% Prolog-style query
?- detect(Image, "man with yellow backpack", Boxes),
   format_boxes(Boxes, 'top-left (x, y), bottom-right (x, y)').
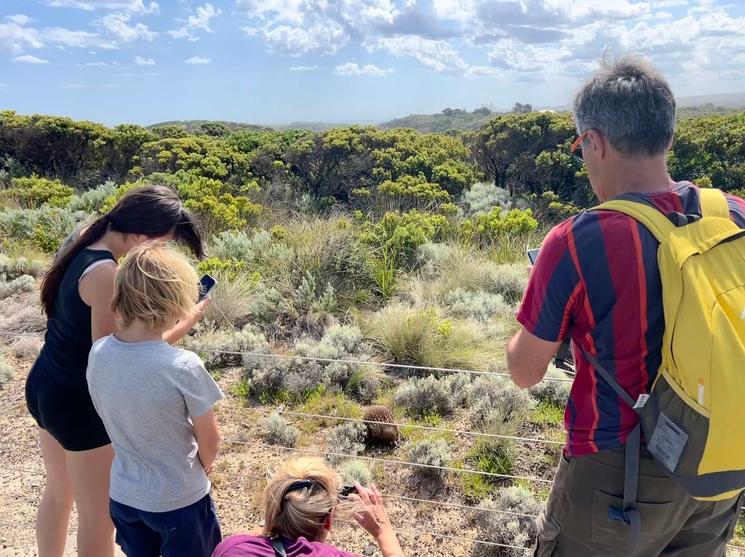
top-left (507, 54), bottom-right (745, 556)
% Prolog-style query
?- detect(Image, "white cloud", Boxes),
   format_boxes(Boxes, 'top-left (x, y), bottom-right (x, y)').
top-left (289, 65), bottom-right (319, 71)
top-left (185, 56), bottom-right (211, 64)
top-left (169, 3), bottom-right (221, 41)
top-left (335, 62), bottom-right (394, 76)
top-left (6, 14), bottom-right (35, 25)
top-left (0, 22), bottom-right (44, 54)
top-left (263, 23), bottom-right (348, 56)
top-left (84, 61), bottom-right (107, 66)
top-left (47, 0), bottom-right (159, 14)
top-left (45, 27), bottom-right (119, 49)
top-left (134, 55), bottom-right (156, 65)
top-left (13, 54), bottom-right (50, 64)
top-left (101, 12), bottom-right (157, 42)
top-left (365, 35), bottom-right (471, 74)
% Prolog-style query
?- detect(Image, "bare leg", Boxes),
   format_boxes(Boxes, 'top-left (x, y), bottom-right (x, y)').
top-left (67, 444), bottom-right (115, 557)
top-left (36, 428), bottom-right (74, 557)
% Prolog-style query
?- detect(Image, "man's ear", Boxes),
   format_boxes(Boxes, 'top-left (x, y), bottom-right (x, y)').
top-left (589, 129), bottom-right (606, 159)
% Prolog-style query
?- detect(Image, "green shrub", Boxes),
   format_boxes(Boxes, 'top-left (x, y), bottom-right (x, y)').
top-left (364, 304), bottom-right (498, 370)
top-left (68, 182), bottom-right (117, 212)
top-left (0, 351), bottom-right (14, 388)
top-left (326, 422), bottom-right (367, 461)
top-left (441, 288), bottom-right (511, 322)
top-left (0, 207), bottom-right (86, 252)
top-left (393, 375), bottom-right (455, 419)
top-left (526, 190), bottom-right (581, 223)
top-left (1, 176), bottom-right (74, 208)
top-left (468, 377), bottom-right (536, 435)
top-left (462, 182), bottom-right (512, 217)
top-left (339, 460), bottom-right (373, 487)
top-left (406, 438), bottom-right (451, 478)
top-left (529, 366), bottom-right (571, 407)
top-left (264, 412), bottom-right (300, 447)
top-left (185, 325), bottom-right (269, 370)
top-left (0, 275), bottom-right (35, 300)
top-left (475, 486), bottom-right (543, 556)
top-left (461, 207), bottom-right (538, 246)
top-left (0, 254), bottom-right (47, 279)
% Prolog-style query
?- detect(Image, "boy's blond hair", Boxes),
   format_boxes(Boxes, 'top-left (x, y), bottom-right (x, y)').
top-left (112, 243), bottom-right (197, 329)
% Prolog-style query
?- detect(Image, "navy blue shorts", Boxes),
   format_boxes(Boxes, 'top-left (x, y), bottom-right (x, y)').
top-left (110, 493), bottom-right (222, 557)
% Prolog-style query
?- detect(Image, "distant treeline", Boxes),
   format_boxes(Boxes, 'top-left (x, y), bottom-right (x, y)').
top-left (1, 109), bottom-right (744, 214)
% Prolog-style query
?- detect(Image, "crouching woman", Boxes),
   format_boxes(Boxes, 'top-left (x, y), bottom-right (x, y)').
top-left (212, 457), bottom-right (404, 557)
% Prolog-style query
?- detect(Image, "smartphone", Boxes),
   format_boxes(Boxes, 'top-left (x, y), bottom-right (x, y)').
top-left (198, 274), bottom-right (217, 301)
top-left (527, 248), bottom-right (540, 265)
top-left (339, 485), bottom-right (358, 498)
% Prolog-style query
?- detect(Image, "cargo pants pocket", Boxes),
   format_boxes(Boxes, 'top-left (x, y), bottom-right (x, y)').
top-left (533, 511), bottom-right (561, 556)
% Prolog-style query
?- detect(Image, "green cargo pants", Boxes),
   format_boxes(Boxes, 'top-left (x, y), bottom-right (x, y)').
top-left (534, 449), bottom-right (745, 556)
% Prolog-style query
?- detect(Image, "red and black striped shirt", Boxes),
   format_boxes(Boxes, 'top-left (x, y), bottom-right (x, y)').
top-left (517, 182), bottom-right (745, 457)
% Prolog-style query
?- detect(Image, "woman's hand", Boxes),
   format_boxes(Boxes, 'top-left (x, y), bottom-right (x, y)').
top-left (350, 484), bottom-right (404, 557)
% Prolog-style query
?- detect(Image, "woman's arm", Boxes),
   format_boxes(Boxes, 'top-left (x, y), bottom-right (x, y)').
top-left (193, 409), bottom-right (220, 474)
top-left (351, 485), bottom-right (404, 557)
top-left (163, 298), bottom-right (210, 345)
top-left (79, 263), bottom-right (118, 341)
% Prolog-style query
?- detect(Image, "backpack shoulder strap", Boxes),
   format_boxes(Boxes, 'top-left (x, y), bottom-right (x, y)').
top-left (699, 188), bottom-right (730, 219)
top-left (592, 198), bottom-right (675, 243)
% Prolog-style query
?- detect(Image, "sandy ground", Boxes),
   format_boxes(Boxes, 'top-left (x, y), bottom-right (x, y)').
top-left (0, 358), bottom-right (480, 557)
top-left (2, 355), bottom-right (744, 557)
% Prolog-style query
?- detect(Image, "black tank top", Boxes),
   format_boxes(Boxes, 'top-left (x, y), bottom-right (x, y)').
top-left (34, 248), bottom-right (116, 389)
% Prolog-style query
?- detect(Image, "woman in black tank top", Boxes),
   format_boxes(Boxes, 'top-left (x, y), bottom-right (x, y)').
top-left (25, 185), bottom-right (206, 557)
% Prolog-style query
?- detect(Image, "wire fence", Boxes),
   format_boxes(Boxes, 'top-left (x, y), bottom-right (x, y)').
top-left (196, 348), bottom-right (575, 383)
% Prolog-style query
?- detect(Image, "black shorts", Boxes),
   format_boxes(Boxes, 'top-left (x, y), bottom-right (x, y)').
top-left (25, 363), bottom-right (110, 452)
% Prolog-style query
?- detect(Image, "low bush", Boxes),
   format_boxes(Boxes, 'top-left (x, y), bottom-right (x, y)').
top-left (475, 486), bottom-right (543, 556)
top-left (529, 366), bottom-right (571, 407)
top-left (0, 351), bottom-right (14, 388)
top-left (185, 325), bottom-right (270, 370)
top-left (0, 304), bottom-right (46, 343)
top-left (0, 274), bottom-right (35, 300)
top-left (263, 412), bottom-right (300, 447)
top-left (326, 422), bottom-right (368, 462)
top-left (461, 207), bottom-right (538, 247)
top-left (339, 460), bottom-right (373, 487)
top-left (468, 377), bottom-right (536, 435)
top-left (0, 254), bottom-right (47, 279)
top-left (202, 270), bottom-right (258, 328)
top-left (441, 288), bottom-right (511, 322)
top-left (0, 206), bottom-right (88, 252)
top-left (209, 229), bottom-right (294, 280)
top-left (364, 304), bottom-right (498, 371)
top-left (67, 182), bottom-right (117, 212)
top-left (462, 182), bottom-right (512, 217)
top-left (1, 176), bottom-right (74, 208)
top-left (10, 335), bottom-right (43, 358)
top-left (406, 438), bottom-right (451, 478)
top-left (393, 375), bottom-right (454, 419)
top-left (244, 357), bottom-right (291, 404)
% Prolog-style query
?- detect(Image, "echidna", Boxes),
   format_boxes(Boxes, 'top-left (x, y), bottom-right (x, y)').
top-left (363, 405), bottom-right (399, 445)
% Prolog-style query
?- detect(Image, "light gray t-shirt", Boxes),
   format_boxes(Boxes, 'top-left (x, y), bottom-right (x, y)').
top-left (87, 335), bottom-right (224, 512)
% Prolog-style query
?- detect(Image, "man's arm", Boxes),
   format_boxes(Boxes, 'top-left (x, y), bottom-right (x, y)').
top-left (507, 326), bottom-right (564, 389)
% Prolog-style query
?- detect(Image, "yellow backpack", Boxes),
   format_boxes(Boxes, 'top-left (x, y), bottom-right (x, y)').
top-left (587, 188), bottom-right (745, 538)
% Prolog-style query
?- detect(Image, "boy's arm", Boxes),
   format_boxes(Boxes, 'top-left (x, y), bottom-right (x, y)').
top-left (193, 409), bottom-right (220, 474)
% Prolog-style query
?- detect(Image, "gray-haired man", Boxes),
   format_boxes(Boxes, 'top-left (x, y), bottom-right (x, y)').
top-left (507, 55), bottom-right (745, 555)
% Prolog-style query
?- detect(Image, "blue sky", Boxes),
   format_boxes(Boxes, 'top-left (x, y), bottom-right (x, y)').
top-left (1, 0), bottom-right (744, 126)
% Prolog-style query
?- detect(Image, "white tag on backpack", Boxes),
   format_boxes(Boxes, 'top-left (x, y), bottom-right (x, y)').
top-left (633, 394), bottom-right (650, 409)
top-left (648, 413), bottom-right (688, 472)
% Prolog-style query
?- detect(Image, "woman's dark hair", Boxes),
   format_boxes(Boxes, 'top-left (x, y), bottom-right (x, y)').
top-left (41, 185), bottom-right (205, 317)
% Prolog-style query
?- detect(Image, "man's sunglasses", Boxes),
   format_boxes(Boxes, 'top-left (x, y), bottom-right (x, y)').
top-left (570, 130), bottom-right (591, 164)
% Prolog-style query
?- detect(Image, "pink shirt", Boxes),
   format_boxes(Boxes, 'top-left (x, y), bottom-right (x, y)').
top-left (212, 534), bottom-right (359, 557)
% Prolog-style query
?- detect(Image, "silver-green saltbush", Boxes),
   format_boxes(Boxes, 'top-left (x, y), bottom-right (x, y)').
top-left (393, 375), bottom-right (454, 419)
top-left (264, 412), bottom-right (300, 447)
top-left (442, 288), bottom-right (511, 322)
top-left (68, 182), bottom-right (116, 212)
top-left (339, 460), bottom-right (373, 487)
top-left (475, 486), bottom-right (543, 556)
top-left (468, 376), bottom-right (536, 432)
top-left (326, 422), bottom-right (367, 461)
top-left (406, 438), bottom-right (451, 478)
top-left (0, 255), bottom-right (47, 279)
top-left (0, 275), bottom-right (35, 300)
top-left (529, 366), bottom-right (571, 407)
top-left (0, 351), bottom-right (14, 388)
